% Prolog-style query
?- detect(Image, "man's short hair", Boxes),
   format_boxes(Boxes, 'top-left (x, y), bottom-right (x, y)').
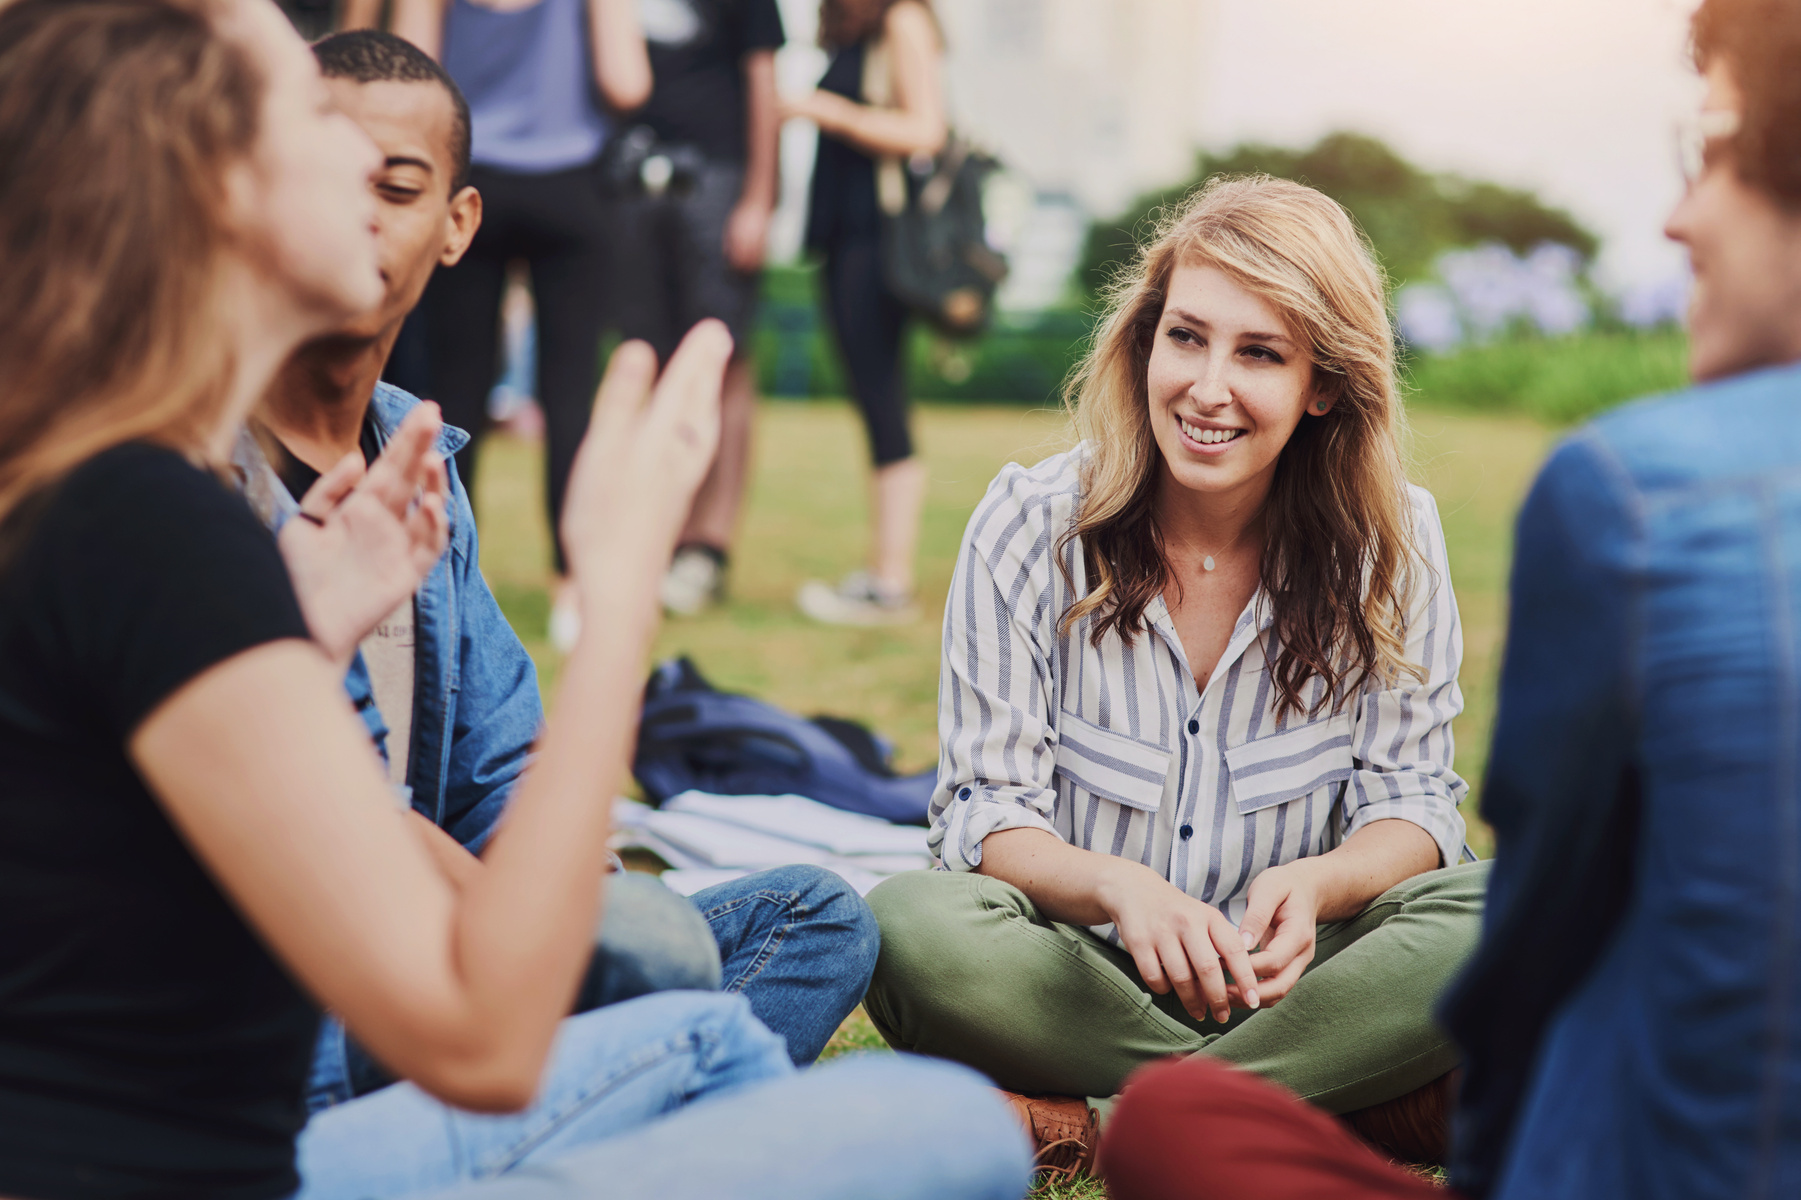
top-left (312, 29), bottom-right (472, 193)
top-left (1693, 0), bottom-right (1801, 207)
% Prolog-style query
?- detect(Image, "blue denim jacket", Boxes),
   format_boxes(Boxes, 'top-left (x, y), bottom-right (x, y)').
top-left (1443, 361), bottom-right (1801, 1199)
top-left (236, 383), bottom-right (541, 853)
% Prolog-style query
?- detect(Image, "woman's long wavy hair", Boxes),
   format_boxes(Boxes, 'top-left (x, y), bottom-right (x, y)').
top-left (0, 0), bottom-right (260, 543)
top-left (1059, 175), bottom-right (1423, 720)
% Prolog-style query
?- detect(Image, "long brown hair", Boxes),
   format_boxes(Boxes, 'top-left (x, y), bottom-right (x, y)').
top-left (818, 0), bottom-right (932, 49)
top-left (1060, 175), bottom-right (1424, 720)
top-left (0, 0), bottom-right (261, 537)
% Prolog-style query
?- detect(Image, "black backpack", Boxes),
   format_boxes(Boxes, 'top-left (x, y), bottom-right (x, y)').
top-left (880, 139), bottom-right (1009, 337)
top-left (632, 658), bottom-right (935, 826)
top-left (859, 38), bottom-right (1008, 338)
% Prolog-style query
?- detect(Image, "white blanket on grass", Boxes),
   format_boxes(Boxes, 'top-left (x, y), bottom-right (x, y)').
top-left (610, 791), bottom-right (935, 896)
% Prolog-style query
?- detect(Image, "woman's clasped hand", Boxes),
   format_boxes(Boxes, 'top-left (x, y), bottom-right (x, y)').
top-left (1092, 856), bottom-right (1264, 1025)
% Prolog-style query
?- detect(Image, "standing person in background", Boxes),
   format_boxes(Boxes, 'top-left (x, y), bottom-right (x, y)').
top-left (601, 0), bottom-right (785, 619)
top-left (380, 0), bottom-right (649, 650)
top-left (784, 0), bottom-right (943, 626)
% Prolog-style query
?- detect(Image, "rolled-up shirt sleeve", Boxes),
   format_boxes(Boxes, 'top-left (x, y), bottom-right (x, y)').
top-left (1340, 486), bottom-right (1470, 868)
top-left (928, 466), bottom-right (1065, 871)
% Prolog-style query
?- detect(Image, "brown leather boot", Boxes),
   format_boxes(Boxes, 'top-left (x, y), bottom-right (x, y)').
top-left (1342, 1068), bottom-right (1460, 1165)
top-left (997, 1090), bottom-right (1100, 1181)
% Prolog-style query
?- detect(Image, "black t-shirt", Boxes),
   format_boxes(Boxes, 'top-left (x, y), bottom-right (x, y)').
top-left (261, 415), bottom-right (382, 501)
top-left (0, 444), bottom-right (319, 1200)
top-left (635, 0), bottom-right (785, 163)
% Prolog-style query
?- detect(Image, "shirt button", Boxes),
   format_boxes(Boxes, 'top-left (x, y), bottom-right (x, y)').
top-left (1180, 824), bottom-right (1194, 840)
top-left (958, 787), bottom-right (972, 800)
top-left (1187, 718), bottom-right (1200, 735)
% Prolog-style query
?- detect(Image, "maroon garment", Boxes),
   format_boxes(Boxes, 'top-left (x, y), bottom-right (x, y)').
top-left (1098, 1057), bottom-right (1452, 1200)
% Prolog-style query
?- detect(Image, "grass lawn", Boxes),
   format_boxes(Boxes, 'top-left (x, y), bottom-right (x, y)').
top-left (472, 397), bottom-right (1556, 1196)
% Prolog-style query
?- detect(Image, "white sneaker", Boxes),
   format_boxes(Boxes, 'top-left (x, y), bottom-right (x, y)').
top-left (796, 571), bottom-right (919, 626)
top-left (661, 546), bottom-right (726, 616)
top-left (549, 590), bottom-right (582, 653)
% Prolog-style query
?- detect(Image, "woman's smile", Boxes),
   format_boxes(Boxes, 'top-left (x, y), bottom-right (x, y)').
top-left (1176, 416), bottom-right (1247, 453)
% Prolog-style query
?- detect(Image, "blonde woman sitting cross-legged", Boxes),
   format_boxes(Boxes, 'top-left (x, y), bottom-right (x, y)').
top-left (865, 175), bottom-right (1489, 1174)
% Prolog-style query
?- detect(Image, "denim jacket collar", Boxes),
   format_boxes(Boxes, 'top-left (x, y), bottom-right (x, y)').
top-left (230, 381), bottom-right (470, 532)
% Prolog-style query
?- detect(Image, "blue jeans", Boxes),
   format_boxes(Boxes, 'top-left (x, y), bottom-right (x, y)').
top-left (295, 991), bottom-right (1030, 1200)
top-left (307, 866), bottom-right (878, 1110)
top-left (690, 863), bottom-right (879, 1065)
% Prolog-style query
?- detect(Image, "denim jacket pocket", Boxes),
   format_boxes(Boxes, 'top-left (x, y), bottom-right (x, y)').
top-left (1224, 716), bottom-right (1355, 816)
top-left (1054, 710), bottom-right (1171, 813)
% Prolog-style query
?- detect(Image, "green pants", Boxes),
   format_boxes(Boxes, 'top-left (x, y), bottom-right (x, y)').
top-left (864, 860), bottom-right (1489, 1112)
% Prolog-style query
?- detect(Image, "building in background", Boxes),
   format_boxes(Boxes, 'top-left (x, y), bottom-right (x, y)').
top-left (939, 0), bottom-right (1207, 223)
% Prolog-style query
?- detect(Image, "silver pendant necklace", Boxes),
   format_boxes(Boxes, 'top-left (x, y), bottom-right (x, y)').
top-left (1195, 523), bottom-right (1250, 573)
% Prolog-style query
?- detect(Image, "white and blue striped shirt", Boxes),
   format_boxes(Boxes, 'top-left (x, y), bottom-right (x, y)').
top-left (929, 449), bottom-right (1469, 929)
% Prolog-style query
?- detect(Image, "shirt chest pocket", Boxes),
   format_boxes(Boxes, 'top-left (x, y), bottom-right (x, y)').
top-left (1223, 715), bottom-right (1356, 816)
top-left (1053, 710), bottom-right (1172, 813)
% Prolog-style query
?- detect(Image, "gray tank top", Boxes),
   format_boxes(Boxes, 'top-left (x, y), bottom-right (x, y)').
top-left (441, 0), bottom-right (610, 173)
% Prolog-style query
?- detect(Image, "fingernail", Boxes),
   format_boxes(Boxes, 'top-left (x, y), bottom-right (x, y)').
top-left (1242, 930), bottom-right (1255, 950)
top-left (1246, 989), bottom-right (1260, 1009)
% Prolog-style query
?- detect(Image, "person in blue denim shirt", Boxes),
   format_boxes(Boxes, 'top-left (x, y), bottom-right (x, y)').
top-left (1439, 3), bottom-right (1801, 1193)
top-left (244, 30), bottom-right (881, 1117)
top-left (1091, 2), bottom-right (1801, 1197)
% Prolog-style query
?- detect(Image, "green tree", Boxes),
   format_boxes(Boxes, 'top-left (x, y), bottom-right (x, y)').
top-left (1080, 131), bottom-right (1598, 294)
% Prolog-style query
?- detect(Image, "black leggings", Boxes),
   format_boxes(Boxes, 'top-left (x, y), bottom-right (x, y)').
top-left (424, 162), bottom-right (609, 573)
top-left (821, 239), bottom-right (913, 466)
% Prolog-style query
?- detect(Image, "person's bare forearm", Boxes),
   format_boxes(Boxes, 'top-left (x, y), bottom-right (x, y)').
top-left (1282, 818), bottom-right (1440, 922)
top-left (588, 0), bottom-right (651, 111)
top-left (453, 574), bottom-right (657, 1070)
top-left (740, 51), bottom-right (780, 212)
top-left (408, 811), bottom-right (483, 892)
top-left (805, 90), bottom-right (945, 160)
top-left (976, 826), bottom-right (1154, 925)
top-left (390, 0), bottom-right (445, 57)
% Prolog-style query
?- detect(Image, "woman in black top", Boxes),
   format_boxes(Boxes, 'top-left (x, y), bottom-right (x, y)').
top-left (0, 0), bottom-right (709, 1195)
top-left (0, 6), bottom-right (1034, 1200)
top-left (784, 0), bottom-right (945, 626)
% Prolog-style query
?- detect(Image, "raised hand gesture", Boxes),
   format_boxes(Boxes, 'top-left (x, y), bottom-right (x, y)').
top-left (557, 321), bottom-right (732, 631)
top-left (277, 403), bottom-right (450, 667)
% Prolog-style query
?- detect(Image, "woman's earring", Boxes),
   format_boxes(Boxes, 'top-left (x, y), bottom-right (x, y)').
top-left (1314, 400), bottom-right (1329, 414)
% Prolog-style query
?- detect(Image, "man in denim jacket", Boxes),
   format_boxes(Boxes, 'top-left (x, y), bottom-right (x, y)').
top-left (242, 30), bottom-right (877, 1113)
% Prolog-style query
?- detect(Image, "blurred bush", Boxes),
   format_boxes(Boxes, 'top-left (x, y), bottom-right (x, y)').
top-left (1396, 242), bottom-right (1600, 351)
top-left (752, 262), bottom-right (1688, 421)
top-left (1080, 132), bottom-right (1599, 293)
top-left (1404, 328), bottom-right (1688, 424)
